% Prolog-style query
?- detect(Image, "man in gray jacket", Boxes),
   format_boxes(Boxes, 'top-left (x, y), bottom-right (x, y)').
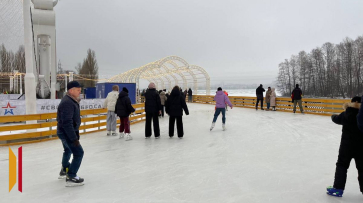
top-left (104, 85), bottom-right (119, 136)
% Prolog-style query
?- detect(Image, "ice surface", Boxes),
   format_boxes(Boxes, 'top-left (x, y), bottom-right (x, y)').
top-left (1, 103), bottom-right (362, 203)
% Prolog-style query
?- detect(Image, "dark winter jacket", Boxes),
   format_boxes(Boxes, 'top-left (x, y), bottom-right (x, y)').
top-left (144, 88), bottom-right (162, 113)
top-left (57, 95), bottom-right (81, 142)
top-left (166, 89), bottom-right (189, 117)
top-left (292, 88), bottom-right (303, 100)
top-left (358, 96), bottom-right (363, 132)
top-left (256, 86), bottom-right (265, 99)
top-left (115, 91), bottom-right (135, 118)
top-left (188, 89), bottom-right (193, 96)
top-left (332, 102), bottom-right (363, 142)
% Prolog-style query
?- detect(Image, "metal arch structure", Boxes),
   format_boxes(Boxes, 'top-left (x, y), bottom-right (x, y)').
top-left (108, 56), bottom-right (211, 96)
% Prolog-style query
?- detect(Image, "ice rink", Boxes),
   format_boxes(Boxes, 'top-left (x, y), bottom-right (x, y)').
top-left (1, 103), bottom-right (362, 203)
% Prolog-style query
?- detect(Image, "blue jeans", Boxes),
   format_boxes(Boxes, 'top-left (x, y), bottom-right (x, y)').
top-left (213, 108), bottom-right (226, 124)
top-left (267, 103), bottom-right (270, 109)
top-left (58, 131), bottom-right (84, 178)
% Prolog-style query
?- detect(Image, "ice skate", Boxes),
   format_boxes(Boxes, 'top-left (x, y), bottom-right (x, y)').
top-left (125, 134), bottom-right (132, 141)
top-left (326, 186), bottom-right (343, 197)
top-left (111, 131), bottom-right (117, 136)
top-left (155, 136), bottom-right (160, 139)
top-left (106, 131), bottom-right (111, 136)
top-left (222, 124), bottom-right (226, 131)
top-left (119, 132), bottom-right (124, 139)
top-left (58, 166), bottom-right (68, 179)
top-left (66, 176), bottom-right (84, 187)
top-left (210, 122), bottom-right (215, 131)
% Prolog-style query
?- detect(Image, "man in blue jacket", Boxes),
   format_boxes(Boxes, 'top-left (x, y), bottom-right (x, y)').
top-left (57, 81), bottom-right (84, 187)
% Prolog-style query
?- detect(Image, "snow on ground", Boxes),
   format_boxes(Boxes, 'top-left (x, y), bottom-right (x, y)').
top-left (0, 103), bottom-right (362, 203)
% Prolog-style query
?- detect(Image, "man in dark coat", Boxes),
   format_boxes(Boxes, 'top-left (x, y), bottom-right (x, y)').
top-left (115, 87), bottom-right (135, 141)
top-left (292, 84), bottom-right (304, 113)
top-left (166, 86), bottom-right (189, 138)
top-left (327, 96), bottom-right (363, 197)
top-left (144, 83), bottom-right (162, 138)
top-left (255, 84), bottom-right (265, 110)
top-left (188, 88), bottom-right (193, 103)
top-left (56, 81), bottom-right (84, 186)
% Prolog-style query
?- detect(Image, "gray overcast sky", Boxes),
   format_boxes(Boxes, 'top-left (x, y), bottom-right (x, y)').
top-left (54, 0), bottom-right (363, 85)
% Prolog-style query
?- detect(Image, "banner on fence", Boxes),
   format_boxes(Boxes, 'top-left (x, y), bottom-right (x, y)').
top-left (0, 99), bottom-right (106, 116)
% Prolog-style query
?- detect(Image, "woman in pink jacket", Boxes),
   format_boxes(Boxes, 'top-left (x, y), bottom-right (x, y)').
top-left (210, 87), bottom-right (233, 131)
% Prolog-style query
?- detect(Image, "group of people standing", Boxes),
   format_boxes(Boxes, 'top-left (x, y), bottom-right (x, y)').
top-left (255, 84), bottom-right (277, 111)
top-left (103, 85), bottom-right (135, 141)
top-left (255, 84), bottom-right (304, 113)
top-left (143, 83), bottom-right (189, 139)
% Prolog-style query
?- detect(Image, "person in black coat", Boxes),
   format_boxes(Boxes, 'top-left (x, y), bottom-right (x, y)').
top-left (165, 86), bottom-right (189, 138)
top-left (327, 96), bottom-right (363, 197)
top-left (255, 84), bottom-right (265, 110)
top-left (115, 87), bottom-right (135, 140)
top-left (292, 84), bottom-right (304, 113)
top-left (144, 83), bottom-right (162, 138)
top-left (188, 88), bottom-right (193, 103)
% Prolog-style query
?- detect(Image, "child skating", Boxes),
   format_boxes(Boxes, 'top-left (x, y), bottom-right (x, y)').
top-left (327, 96), bottom-right (363, 197)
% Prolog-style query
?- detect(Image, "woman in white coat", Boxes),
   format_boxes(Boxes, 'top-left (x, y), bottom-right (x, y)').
top-left (270, 88), bottom-right (277, 111)
top-left (103, 85), bottom-right (119, 135)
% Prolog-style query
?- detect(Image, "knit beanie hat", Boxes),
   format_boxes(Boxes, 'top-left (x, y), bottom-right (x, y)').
top-left (351, 96), bottom-right (361, 103)
top-left (122, 87), bottom-right (129, 93)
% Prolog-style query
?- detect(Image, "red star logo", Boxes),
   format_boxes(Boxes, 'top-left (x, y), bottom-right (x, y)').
top-left (2, 102), bottom-right (16, 109)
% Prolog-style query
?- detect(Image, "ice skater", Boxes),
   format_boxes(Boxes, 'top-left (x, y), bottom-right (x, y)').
top-left (292, 84), bottom-right (304, 113)
top-left (165, 86), bottom-right (189, 138)
top-left (115, 87), bottom-right (135, 141)
top-left (144, 83), bottom-right (162, 138)
top-left (56, 81), bottom-right (84, 187)
top-left (327, 96), bottom-right (363, 197)
top-left (255, 84), bottom-right (265, 110)
top-left (210, 87), bottom-right (233, 131)
top-left (159, 89), bottom-right (167, 117)
top-left (265, 87), bottom-right (272, 111)
top-left (270, 88), bottom-right (277, 111)
top-left (103, 85), bottom-right (119, 136)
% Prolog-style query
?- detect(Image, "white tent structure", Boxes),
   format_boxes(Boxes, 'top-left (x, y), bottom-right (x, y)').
top-left (108, 56), bottom-right (211, 95)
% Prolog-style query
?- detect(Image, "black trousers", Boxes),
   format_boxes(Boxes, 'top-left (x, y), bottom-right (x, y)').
top-left (256, 98), bottom-right (264, 109)
top-left (161, 105), bottom-right (165, 117)
top-left (333, 140), bottom-right (363, 192)
top-left (169, 116), bottom-right (184, 137)
top-left (145, 112), bottom-right (160, 137)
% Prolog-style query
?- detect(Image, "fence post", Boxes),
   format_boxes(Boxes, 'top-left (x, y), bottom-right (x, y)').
top-left (49, 118), bottom-right (52, 138)
top-left (98, 112), bottom-right (101, 130)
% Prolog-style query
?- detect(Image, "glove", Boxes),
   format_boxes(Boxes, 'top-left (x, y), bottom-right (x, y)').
top-left (73, 140), bottom-right (80, 147)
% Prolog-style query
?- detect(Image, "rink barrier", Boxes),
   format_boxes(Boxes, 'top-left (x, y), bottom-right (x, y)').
top-left (192, 95), bottom-right (349, 116)
top-left (0, 103), bottom-right (145, 146)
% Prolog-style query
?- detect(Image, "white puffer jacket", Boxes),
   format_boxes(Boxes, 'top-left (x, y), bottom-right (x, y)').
top-left (104, 91), bottom-right (119, 111)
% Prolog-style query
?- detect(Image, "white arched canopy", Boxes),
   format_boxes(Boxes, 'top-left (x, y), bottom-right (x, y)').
top-left (108, 56), bottom-right (211, 96)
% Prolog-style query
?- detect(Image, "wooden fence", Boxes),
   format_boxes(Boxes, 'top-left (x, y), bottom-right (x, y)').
top-left (0, 103), bottom-right (145, 146)
top-left (192, 95), bottom-right (349, 116)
